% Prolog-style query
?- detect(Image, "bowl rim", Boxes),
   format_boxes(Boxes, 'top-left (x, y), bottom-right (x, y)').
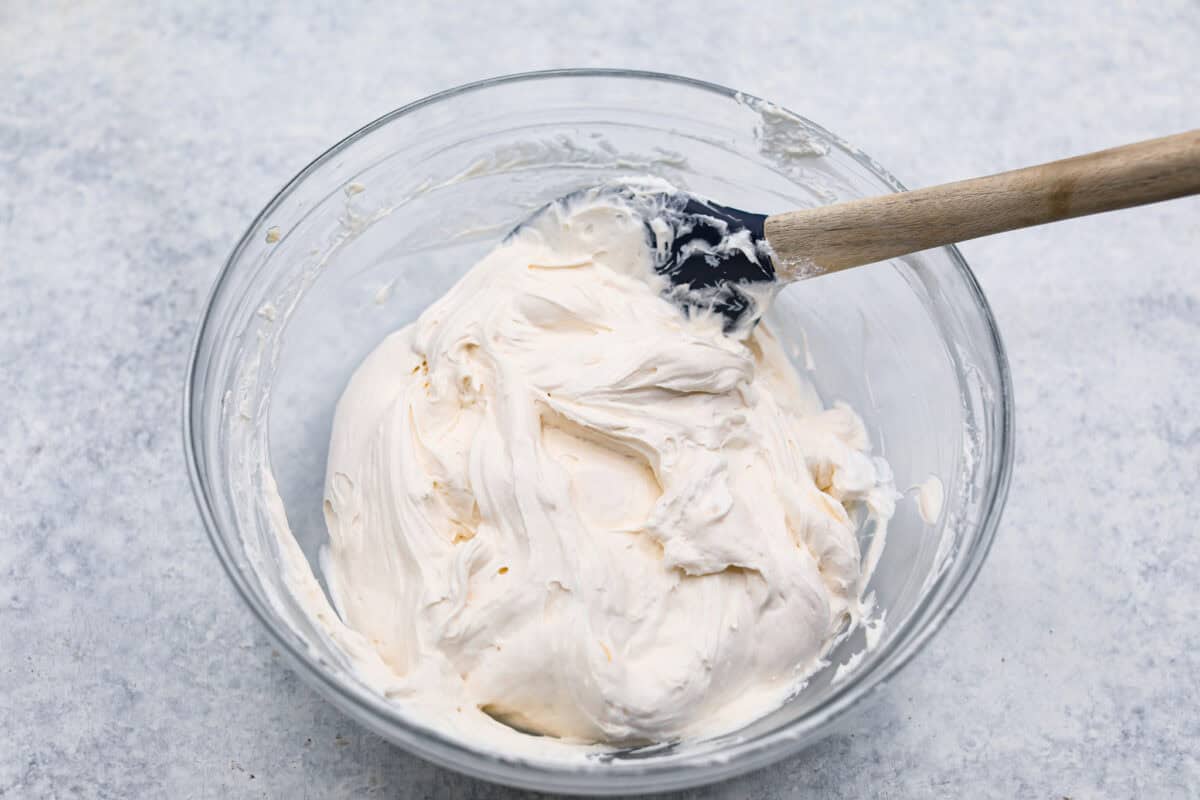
top-left (183, 67), bottom-right (1015, 795)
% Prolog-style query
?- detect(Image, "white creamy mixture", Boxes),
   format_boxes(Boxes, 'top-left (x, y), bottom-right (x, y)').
top-left (316, 181), bottom-right (895, 751)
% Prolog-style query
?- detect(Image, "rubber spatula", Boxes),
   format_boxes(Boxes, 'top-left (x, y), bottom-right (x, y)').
top-left (602, 130), bottom-right (1200, 328)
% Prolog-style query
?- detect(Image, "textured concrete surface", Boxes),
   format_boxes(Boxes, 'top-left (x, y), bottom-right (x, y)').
top-left (2, 1), bottom-right (1198, 797)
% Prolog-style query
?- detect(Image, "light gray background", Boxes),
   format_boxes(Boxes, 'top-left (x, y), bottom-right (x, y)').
top-left (3, 1), bottom-right (1198, 797)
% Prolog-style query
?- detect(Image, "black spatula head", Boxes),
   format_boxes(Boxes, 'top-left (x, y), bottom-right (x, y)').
top-left (643, 191), bottom-right (775, 330)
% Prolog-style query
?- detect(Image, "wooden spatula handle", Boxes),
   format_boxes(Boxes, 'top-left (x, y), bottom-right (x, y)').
top-left (764, 130), bottom-right (1200, 274)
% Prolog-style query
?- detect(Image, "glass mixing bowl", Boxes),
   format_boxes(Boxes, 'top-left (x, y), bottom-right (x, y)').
top-left (185, 69), bottom-right (1013, 795)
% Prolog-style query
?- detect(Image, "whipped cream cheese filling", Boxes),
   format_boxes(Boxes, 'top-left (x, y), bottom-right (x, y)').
top-left (316, 179), bottom-right (895, 750)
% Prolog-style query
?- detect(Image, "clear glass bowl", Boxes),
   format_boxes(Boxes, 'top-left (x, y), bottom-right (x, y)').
top-left (185, 69), bottom-right (1013, 795)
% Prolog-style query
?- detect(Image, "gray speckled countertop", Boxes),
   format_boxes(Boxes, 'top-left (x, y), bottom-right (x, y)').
top-left (3, 2), bottom-right (1198, 797)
